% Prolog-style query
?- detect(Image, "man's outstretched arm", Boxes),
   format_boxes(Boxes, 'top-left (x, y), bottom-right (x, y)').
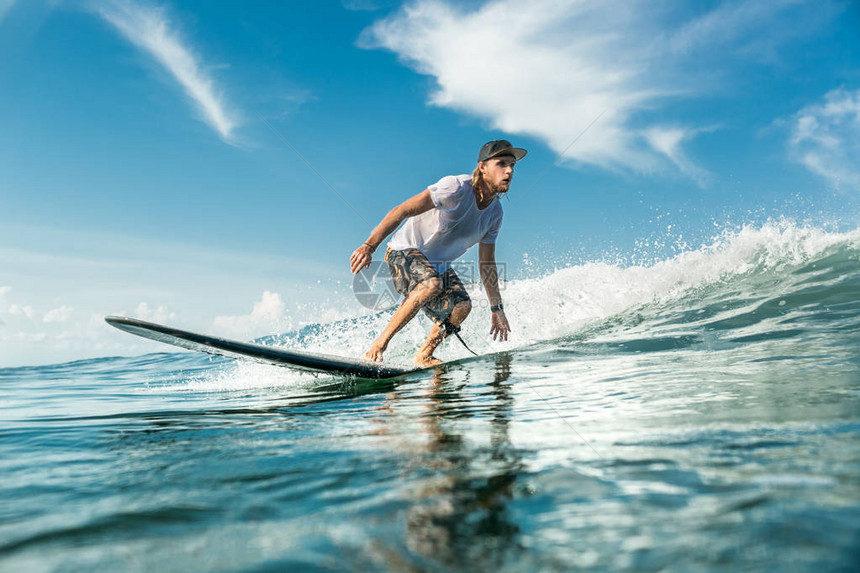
top-left (479, 242), bottom-right (510, 341)
top-left (350, 189), bottom-right (435, 274)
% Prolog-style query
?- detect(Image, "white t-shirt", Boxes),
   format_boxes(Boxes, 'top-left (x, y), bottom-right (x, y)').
top-left (388, 174), bottom-right (503, 272)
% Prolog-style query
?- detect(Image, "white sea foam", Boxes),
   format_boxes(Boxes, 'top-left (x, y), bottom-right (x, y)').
top-left (157, 357), bottom-right (323, 393)
top-left (438, 221), bottom-right (857, 355)
top-left (294, 222), bottom-right (860, 364)
top-left (177, 221), bottom-right (859, 390)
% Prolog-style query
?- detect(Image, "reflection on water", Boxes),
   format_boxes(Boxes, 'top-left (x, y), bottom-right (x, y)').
top-left (393, 354), bottom-right (523, 568)
top-left (2, 336), bottom-right (858, 573)
top-left (3, 224), bottom-right (860, 570)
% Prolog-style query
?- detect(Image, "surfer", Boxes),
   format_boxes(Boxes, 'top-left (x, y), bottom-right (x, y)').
top-left (350, 140), bottom-right (526, 367)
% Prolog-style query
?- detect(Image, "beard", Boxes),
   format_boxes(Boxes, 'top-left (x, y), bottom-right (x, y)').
top-left (490, 180), bottom-right (510, 194)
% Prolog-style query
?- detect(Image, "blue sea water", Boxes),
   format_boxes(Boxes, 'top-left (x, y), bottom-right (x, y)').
top-left (1, 223), bottom-right (859, 571)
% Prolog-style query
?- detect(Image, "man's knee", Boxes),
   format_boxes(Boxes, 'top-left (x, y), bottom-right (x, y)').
top-left (449, 300), bottom-right (472, 324)
top-left (416, 277), bottom-right (442, 298)
top-left (455, 299), bottom-right (472, 315)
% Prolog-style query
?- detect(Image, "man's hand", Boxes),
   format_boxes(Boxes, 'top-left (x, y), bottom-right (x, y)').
top-left (490, 309), bottom-right (510, 341)
top-left (350, 244), bottom-right (374, 274)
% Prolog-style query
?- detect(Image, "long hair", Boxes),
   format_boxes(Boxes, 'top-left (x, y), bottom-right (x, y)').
top-left (472, 163), bottom-right (509, 200)
top-left (471, 165), bottom-right (484, 194)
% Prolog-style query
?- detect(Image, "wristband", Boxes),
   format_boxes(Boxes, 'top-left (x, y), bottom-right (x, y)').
top-left (490, 303), bottom-right (504, 312)
top-left (363, 242), bottom-right (376, 251)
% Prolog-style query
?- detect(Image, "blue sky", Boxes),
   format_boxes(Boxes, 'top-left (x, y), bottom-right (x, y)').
top-left (1, 0), bottom-right (859, 366)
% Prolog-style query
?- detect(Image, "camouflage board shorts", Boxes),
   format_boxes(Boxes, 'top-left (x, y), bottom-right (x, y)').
top-left (385, 248), bottom-right (470, 325)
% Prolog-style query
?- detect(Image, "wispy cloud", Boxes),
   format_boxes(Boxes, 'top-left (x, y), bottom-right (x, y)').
top-left (666, 0), bottom-right (817, 56)
top-left (97, 0), bottom-right (239, 142)
top-left (789, 87), bottom-right (860, 192)
top-left (644, 127), bottom-right (713, 187)
top-left (0, 0), bottom-right (17, 24)
top-left (362, 0), bottom-right (837, 183)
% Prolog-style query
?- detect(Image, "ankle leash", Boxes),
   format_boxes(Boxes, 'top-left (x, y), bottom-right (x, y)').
top-left (442, 320), bottom-right (479, 357)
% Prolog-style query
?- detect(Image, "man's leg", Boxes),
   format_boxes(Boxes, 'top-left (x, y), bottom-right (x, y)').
top-left (413, 300), bottom-right (472, 367)
top-left (364, 277), bottom-right (442, 362)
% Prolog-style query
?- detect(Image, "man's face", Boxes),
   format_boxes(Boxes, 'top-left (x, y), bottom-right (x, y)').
top-left (481, 155), bottom-right (516, 193)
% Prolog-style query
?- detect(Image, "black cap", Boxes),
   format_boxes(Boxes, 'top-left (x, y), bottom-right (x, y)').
top-left (478, 140), bottom-right (527, 163)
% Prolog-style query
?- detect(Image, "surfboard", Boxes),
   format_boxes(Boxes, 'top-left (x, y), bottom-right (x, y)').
top-left (105, 316), bottom-right (413, 379)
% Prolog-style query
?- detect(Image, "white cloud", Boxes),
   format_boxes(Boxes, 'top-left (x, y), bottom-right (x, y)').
top-left (43, 305), bottom-right (74, 324)
top-left (134, 302), bottom-right (175, 323)
top-left (0, 287), bottom-right (34, 323)
top-left (362, 0), bottom-right (835, 183)
top-left (0, 223), bottom-right (345, 366)
top-left (9, 304), bottom-right (34, 318)
top-left (97, 0), bottom-right (239, 142)
top-left (213, 290), bottom-right (286, 338)
top-left (789, 87), bottom-right (860, 192)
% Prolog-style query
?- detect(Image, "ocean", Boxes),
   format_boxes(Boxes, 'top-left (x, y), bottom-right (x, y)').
top-left (1, 222), bottom-right (858, 571)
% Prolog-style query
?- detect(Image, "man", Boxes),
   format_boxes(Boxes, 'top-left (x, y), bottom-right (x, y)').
top-left (350, 140), bottom-right (527, 367)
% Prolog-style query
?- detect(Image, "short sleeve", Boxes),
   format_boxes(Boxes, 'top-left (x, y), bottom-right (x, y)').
top-left (480, 208), bottom-right (503, 244)
top-left (428, 175), bottom-right (467, 210)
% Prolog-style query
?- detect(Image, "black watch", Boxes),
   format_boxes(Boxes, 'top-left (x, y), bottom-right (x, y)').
top-left (490, 303), bottom-right (504, 312)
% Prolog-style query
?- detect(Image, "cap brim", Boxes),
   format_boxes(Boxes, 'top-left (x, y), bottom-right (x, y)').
top-left (487, 147), bottom-right (527, 162)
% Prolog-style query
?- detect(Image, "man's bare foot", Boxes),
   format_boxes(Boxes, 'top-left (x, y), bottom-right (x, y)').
top-left (413, 354), bottom-right (443, 368)
top-left (364, 340), bottom-right (386, 362)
